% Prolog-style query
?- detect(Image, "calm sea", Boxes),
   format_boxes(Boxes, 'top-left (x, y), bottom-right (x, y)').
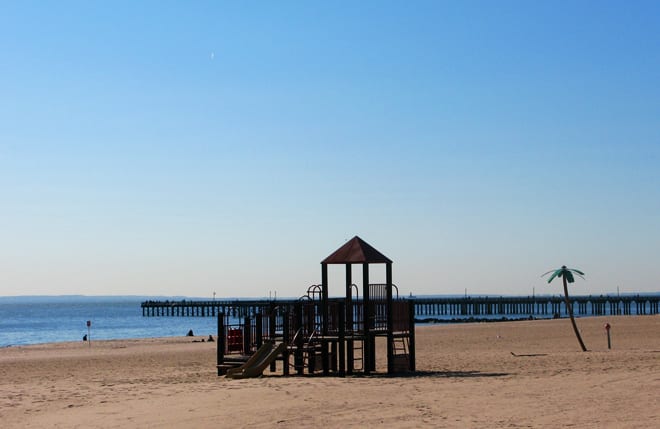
top-left (0, 296), bottom-right (225, 347)
top-left (2, 294), bottom-right (657, 347)
top-left (0, 294), bottom-right (509, 347)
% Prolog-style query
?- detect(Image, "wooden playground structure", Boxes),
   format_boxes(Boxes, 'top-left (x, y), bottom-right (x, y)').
top-left (216, 236), bottom-right (416, 377)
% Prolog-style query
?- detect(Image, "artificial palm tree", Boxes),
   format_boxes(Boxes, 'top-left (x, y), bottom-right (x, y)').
top-left (542, 265), bottom-right (588, 351)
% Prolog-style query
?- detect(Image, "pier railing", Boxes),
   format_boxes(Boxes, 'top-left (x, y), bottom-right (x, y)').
top-left (141, 294), bottom-right (660, 319)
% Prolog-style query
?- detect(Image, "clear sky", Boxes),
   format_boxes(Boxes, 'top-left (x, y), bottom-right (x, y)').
top-left (1, 1), bottom-right (659, 298)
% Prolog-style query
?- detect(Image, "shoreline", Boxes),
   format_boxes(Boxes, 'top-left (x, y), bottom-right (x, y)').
top-left (3, 312), bottom-right (654, 348)
top-left (0, 335), bottom-right (208, 349)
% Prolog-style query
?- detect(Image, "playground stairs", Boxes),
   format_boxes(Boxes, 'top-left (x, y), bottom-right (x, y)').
top-left (217, 355), bottom-right (250, 376)
top-left (287, 328), bottom-right (324, 374)
top-left (289, 342), bottom-right (324, 374)
top-left (391, 336), bottom-right (411, 372)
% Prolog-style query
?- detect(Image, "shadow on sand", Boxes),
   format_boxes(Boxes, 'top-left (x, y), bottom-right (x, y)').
top-left (264, 370), bottom-right (510, 379)
top-left (283, 370), bottom-right (512, 379)
top-left (373, 370), bottom-right (510, 379)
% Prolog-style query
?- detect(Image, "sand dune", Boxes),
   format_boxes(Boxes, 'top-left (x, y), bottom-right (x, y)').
top-left (2, 315), bottom-right (658, 428)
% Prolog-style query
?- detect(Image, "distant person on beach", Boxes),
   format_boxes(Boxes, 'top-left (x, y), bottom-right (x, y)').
top-left (207, 335), bottom-right (214, 342)
top-left (187, 329), bottom-right (194, 337)
top-left (83, 334), bottom-right (87, 341)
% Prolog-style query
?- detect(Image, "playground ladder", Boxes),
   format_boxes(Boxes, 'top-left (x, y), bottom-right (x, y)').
top-left (390, 336), bottom-right (411, 372)
top-left (391, 336), bottom-right (409, 357)
top-left (352, 339), bottom-right (364, 371)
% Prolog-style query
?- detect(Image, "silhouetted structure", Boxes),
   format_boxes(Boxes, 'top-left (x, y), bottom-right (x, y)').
top-left (142, 295), bottom-right (660, 319)
top-left (214, 236), bottom-right (416, 376)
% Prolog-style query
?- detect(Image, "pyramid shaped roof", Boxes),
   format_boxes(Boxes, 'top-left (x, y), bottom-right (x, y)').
top-left (321, 236), bottom-right (392, 264)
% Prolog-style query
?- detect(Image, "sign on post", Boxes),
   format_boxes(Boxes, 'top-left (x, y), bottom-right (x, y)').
top-left (604, 323), bottom-right (611, 349)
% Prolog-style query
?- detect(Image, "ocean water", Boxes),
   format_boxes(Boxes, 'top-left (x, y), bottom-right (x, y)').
top-left (0, 296), bottom-right (224, 347)
top-left (0, 294), bottom-right (514, 347)
top-left (2, 294), bottom-right (658, 347)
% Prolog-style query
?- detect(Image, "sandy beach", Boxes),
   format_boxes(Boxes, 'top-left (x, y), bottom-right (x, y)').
top-left (1, 315), bottom-right (658, 428)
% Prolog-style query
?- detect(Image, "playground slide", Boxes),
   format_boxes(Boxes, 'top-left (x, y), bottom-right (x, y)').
top-left (225, 341), bottom-right (286, 379)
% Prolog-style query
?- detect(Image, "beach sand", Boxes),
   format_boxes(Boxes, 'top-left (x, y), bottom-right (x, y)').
top-left (2, 315), bottom-right (659, 428)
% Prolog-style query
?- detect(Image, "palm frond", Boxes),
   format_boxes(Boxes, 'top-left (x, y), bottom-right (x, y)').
top-left (564, 271), bottom-right (575, 283)
top-left (543, 266), bottom-right (586, 284)
top-left (570, 268), bottom-right (586, 280)
top-left (545, 269), bottom-right (561, 284)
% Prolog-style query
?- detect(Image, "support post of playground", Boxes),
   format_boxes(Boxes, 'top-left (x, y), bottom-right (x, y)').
top-left (408, 302), bottom-right (416, 372)
top-left (243, 316), bottom-right (251, 355)
top-left (321, 263), bottom-right (330, 375)
top-left (345, 263), bottom-right (354, 374)
top-left (386, 262), bottom-right (394, 374)
top-left (269, 303), bottom-right (277, 372)
top-left (217, 313), bottom-right (225, 376)
top-left (338, 301), bottom-right (346, 377)
top-left (363, 262), bottom-right (372, 374)
top-left (255, 313), bottom-right (263, 350)
top-left (294, 301), bottom-right (304, 375)
top-left (282, 310), bottom-right (290, 376)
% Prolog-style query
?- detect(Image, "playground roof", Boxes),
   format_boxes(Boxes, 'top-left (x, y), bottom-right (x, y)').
top-left (321, 236), bottom-right (392, 264)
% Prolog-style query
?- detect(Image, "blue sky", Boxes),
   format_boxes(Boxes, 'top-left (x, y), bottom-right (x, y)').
top-left (1, 1), bottom-right (659, 298)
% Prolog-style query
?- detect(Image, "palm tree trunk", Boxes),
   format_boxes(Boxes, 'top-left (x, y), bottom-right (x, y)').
top-left (563, 277), bottom-right (587, 351)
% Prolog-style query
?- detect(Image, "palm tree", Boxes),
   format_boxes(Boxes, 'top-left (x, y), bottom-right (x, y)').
top-left (542, 265), bottom-right (588, 351)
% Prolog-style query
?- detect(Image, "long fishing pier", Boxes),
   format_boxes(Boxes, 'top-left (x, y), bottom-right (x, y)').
top-left (141, 294), bottom-right (660, 319)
